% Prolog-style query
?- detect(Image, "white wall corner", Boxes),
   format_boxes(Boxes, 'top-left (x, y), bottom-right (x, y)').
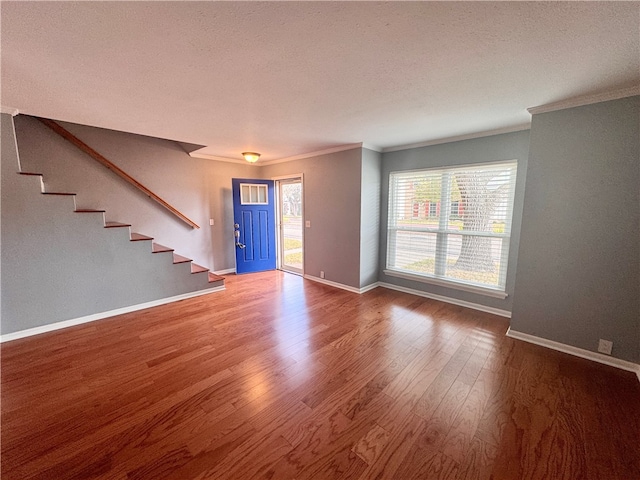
top-left (506, 327), bottom-right (640, 383)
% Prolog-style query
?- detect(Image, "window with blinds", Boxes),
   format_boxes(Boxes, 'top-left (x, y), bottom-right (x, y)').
top-left (386, 160), bottom-right (518, 292)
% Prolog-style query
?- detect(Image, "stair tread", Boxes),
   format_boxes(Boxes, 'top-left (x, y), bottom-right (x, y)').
top-left (27, 176), bottom-right (220, 287)
top-left (104, 222), bottom-right (131, 228)
top-left (208, 272), bottom-right (225, 283)
top-left (152, 243), bottom-right (174, 253)
top-left (130, 233), bottom-right (153, 241)
top-left (173, 253), bottom-right (191, 264)
top-left (191, 263), bottom-right (209, 274)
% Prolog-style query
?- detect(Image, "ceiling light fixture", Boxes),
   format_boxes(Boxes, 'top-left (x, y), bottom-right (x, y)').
top-left (242, 152), bottom-right (260, 163)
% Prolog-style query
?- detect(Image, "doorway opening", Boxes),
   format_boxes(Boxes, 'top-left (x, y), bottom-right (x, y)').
top-left (276, 176), bottom-right (304, 275)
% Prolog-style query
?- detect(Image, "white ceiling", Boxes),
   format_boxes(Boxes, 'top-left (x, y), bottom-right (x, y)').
top-left (2, 2), bottom-right (639, 162)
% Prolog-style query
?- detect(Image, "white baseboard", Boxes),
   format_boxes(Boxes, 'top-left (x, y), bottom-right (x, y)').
top-left (213, 268), bottom-right (236, 275)
top-left (360, 282), bottom-right (380, 294)
top-left (304, 277), bottom-right (512, 316)
top-left (303, 274), bottom-right (379, 294)
top-left (506, 328), bottom-right (640, 383)
top-left (378, 282), bottom-right (511, 318)
top-left (0, 286), bottom-right (225, 343)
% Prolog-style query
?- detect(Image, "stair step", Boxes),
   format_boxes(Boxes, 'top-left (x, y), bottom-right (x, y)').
top-left (152, 243), bottom-right (174, 253)
top-left (208, 272), bottom-right (225, 283)
top-left (173, 253), bottom-right (191, 264)
top-left (191, 263), bottom-right (209, 274)
top-left (104, 222), bottom-right (131, 228)
top-left (21, 173), bottom-right (222, 293)
top-left (130, 233), bottom-right (153, 241)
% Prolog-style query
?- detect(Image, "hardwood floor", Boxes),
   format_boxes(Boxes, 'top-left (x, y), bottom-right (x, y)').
top-left (2, 271), bottom-right (639, 479)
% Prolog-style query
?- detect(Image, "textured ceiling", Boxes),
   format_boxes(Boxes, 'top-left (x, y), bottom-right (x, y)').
top-left (2, 2), bottom-right (639, 161)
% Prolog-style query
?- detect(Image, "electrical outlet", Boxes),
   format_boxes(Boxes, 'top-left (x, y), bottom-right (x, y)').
top-left (305, 220), bottom-right (311, 228)
top-left (320, 271), bottom-right (325, 279)
top-left (209, 219), bottom-right (215, 226)
top-left (598, 339), bottom-right (613, 355)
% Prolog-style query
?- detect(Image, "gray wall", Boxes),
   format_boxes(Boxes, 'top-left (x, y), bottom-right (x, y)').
top-left (1, 114), bottom-right (214, 335)
top-left (8, 96), bottom-right (638, 366)
top-left (379, 130), bottom-right (530, 312)
top-left (360, 148), bottom-right (381, 288)
top-left (14, 115), bottom-right (254, 273)
top-left (12, 116), bottom-right (375, 291)
top-left (511, 96), bottom-right (640, 363)
top-left (260, 148), bottom-right (363, 288)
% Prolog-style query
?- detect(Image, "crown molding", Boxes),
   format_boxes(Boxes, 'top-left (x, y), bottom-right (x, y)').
top-left (382, 123), bottom-right (531, 153)
top-left (188, 151), bottom-right (250, 165)
top-left (258, 143), bottom-right (363, 166)
top-left (1, 106), bottom-right (19, 116)
top-left (362, 142), bottom-right (382, 153)
top-left (527, 85), bottom-right (640, 115)
top-left (189, 142), bottom-right (364, 166)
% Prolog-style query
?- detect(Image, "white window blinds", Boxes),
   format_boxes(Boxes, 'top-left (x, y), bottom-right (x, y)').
top-left (386, 160), bottom-right (518, 291)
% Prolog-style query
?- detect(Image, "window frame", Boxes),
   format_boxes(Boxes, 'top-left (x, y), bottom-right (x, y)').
top-left (240, 183), bottom-right (269, 205)
top-left (384, 160), bottom-right (518, 298)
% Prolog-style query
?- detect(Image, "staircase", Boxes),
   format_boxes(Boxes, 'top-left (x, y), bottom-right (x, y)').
top-left (5, 170), bottom-right (225, 335)
top-left (20, 171), bottom-right (225, 289)
top-left (1, 109), bottom-right (229, 339)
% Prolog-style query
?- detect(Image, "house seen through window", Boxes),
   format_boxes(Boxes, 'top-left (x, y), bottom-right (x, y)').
top-left (386, 160), bottom-right (518, 292)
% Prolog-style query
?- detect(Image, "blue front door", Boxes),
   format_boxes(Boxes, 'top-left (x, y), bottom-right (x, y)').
top-left (232, 178), bottom-right (276, 274)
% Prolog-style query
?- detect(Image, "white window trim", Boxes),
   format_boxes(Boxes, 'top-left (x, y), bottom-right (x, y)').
top-left (386, 160), bottom-right (517, 296)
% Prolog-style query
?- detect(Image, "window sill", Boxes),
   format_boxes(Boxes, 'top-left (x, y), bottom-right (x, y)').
top-left (383, 269), bottom-right (508, 299)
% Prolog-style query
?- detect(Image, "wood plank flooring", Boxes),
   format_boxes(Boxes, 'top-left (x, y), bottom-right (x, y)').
top-left (2, 271), bottom-right (639, 479)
